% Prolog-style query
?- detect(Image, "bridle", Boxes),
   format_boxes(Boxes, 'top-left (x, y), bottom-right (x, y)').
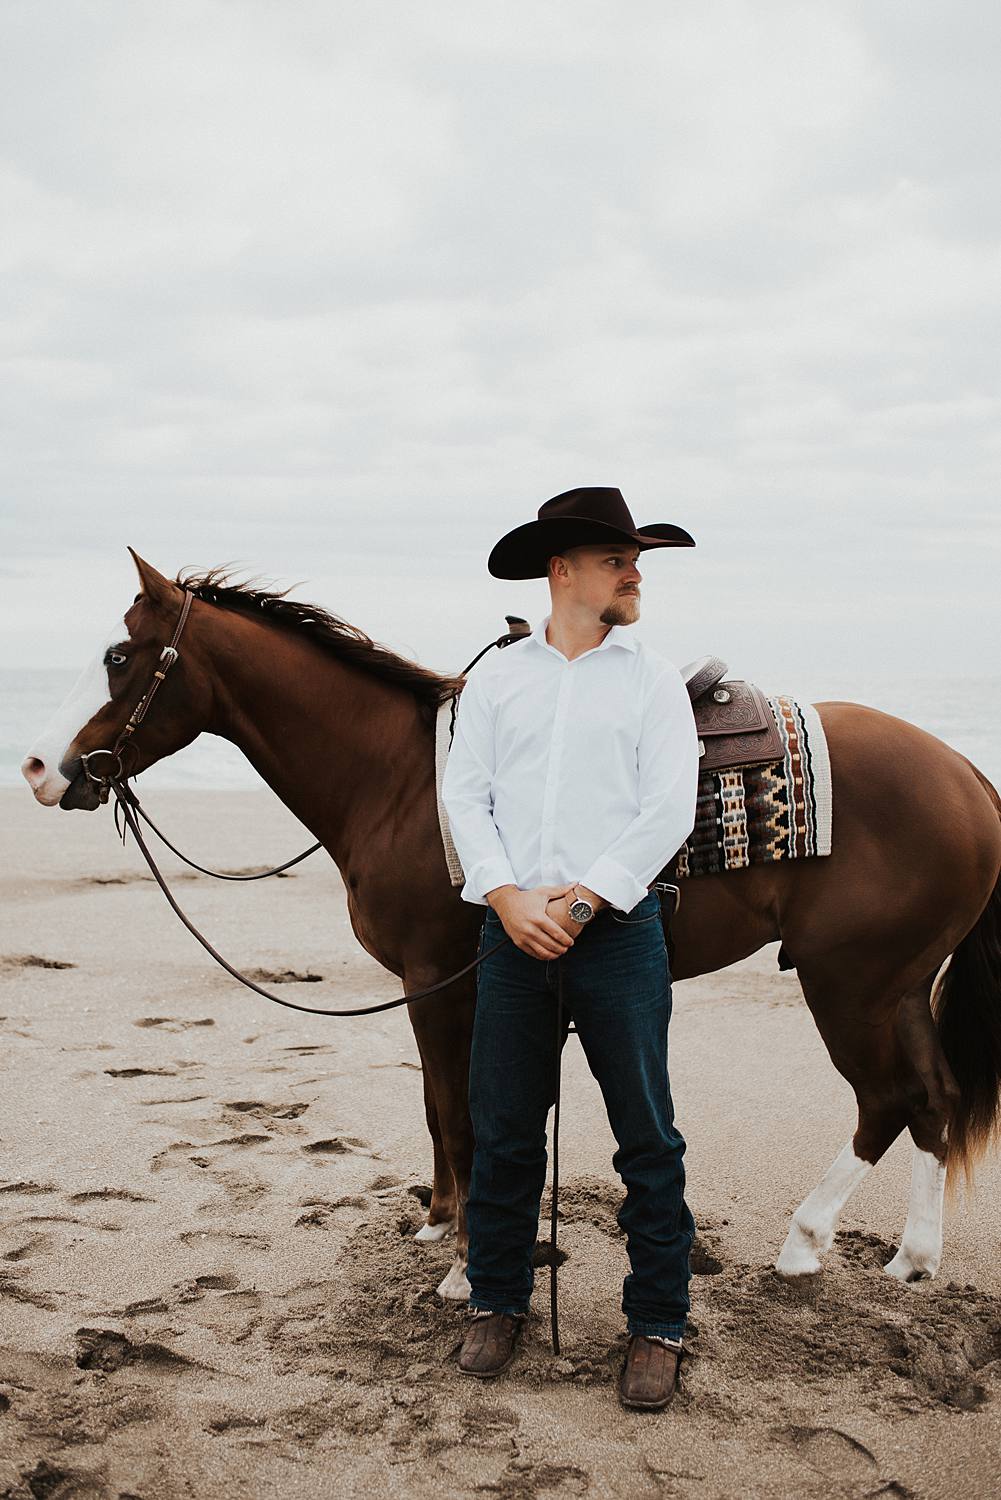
top-left (81, 589), bottom-right (195, 799)
top-left (77, 584), bottom-right (680, 1355)
top-left (77, 584), bottom-right (530, 1013)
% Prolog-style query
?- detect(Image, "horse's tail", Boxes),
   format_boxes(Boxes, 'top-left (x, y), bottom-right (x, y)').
top-left (934, 767), bottom-right (1001, 1184)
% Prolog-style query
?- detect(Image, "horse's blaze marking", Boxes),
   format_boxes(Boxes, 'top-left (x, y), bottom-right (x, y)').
top-left (23, 616), bottom-right (130, 804)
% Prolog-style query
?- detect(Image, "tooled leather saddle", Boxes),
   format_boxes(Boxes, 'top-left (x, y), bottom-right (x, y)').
top-left (681, 655), bottom-right (783, 772)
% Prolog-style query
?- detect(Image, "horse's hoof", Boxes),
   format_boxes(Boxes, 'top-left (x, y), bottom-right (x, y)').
top-left (884, 1246), bottom-right (939, 1283)
top-left (437, 1257), bottom-right (471, 1301)
top-left (415, 1217), bottom-right (457, 1245)
top-left (775, 1222), bottom-right (825, 1277)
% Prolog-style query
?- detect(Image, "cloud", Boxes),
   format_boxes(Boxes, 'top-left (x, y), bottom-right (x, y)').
top-left (1, 1), bottom-right (998, 679)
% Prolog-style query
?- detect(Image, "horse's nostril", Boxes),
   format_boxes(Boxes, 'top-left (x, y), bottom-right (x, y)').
top-left (21, 756), bottom-right (46, 786)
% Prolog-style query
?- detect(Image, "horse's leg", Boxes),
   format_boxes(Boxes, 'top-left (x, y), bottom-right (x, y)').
top-left (883, 975), bottom-right (957, 1281)
top-left (884, 1139), bottom-right (947, 1282)
top-left (777, 967), bottom-right (920, 1276)
top-left (406, 978), bottom-right (476, 1301)
top-left (413, 1071), bottom-right (458, 1243)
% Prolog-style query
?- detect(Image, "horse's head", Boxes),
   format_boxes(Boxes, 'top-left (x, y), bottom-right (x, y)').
top-left (22, 550), bottom-right (211, 811)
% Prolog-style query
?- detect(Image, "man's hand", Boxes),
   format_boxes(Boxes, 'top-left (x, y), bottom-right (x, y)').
top-left (486, 884), bottom-right (577, 960)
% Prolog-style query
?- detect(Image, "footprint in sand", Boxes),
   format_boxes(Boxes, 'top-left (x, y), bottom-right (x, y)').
top-left (105, 1066), bottom-right (179, 1078)
top-left (2, 1230), bottom-right (53, 1262)
top-left (0, 1269), bottom-right (58, 1309)
top-left (74, 1326), bottom-right (208, 1376)
top-left (7, 1460), bottom-right (102, 1499)
top-left (303, 1136), bottom-right (371, 1156)
top-left (141, 1093), bottom-right (209, 1108)
top-left (68, 1189), bottom-right (152, 1205)
top-left (489, 1460), bottom-right (589, 1497)
top-left (133, 1016), bottom-right (216, 1031)
top-left (371, 1174), bottom-right (407, 1194)
top-left (0, 954), bottom-right (76, 972)
top-left (690, 1238), bottom-right (725, 1275)
top-left (179, 1229), bottom-right (271, 1252)
top-left (182, 1287), bottom-right (265, 1344)
top-left (295, 1196), bottom-right (369, 1228)
top-left (774, 1425), bottom-right (879, 1487)
top-left (150, 1138), bottom-right (270, 1211)
top-left (0, 1181), bottom-right (57, 1197)
top-left (246, 967), bottom-right (323, 984)
top-left (222, 1099), bottom-right (310, 1125)
top-left (191, 1272), bottom-right (241, 1291)
top-left (20, 1213), bottom-right (122, 1233)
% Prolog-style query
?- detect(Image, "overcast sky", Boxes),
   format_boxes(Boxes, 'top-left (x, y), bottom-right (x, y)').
top-left (2, 1), bottom-right (999, 691)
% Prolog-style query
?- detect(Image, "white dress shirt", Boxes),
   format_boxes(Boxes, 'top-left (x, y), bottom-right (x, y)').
top-left (440, 613), bottom-right (700, 914)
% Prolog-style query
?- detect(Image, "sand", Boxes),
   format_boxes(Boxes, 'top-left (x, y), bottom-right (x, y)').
top-left (1, 786), bottom-right (1000, 1499)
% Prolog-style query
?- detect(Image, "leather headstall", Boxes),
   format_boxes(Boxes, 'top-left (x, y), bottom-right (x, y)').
top-left (81, 589), bottom-right (194, 800)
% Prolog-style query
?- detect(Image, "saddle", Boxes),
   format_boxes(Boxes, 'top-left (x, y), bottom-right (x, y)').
top-left (681, 655), bottom-right (783, 772)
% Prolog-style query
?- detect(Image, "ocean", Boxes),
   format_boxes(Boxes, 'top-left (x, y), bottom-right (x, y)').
top-left (3, 668), bottom-right (1000, 794)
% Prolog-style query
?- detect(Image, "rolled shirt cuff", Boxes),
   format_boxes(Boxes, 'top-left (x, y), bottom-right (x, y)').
top-left (461, 854), bottom-right (519, 907)
top-left (577, 854), bottom-right (649, 915)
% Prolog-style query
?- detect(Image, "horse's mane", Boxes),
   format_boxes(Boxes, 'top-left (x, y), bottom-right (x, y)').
top-left (177, 568), bottom-right (464, 725)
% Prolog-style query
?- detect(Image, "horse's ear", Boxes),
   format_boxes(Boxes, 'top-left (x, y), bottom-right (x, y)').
top-left (127, 547), bottom-right (179, 612)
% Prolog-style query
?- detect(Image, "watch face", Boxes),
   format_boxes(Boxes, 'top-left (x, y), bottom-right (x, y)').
top-left (569, 899), bottom-right (593, 923)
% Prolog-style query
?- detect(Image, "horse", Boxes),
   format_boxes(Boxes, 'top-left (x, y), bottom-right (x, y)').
top-left (20, 550), bottom-right (1001, 1300)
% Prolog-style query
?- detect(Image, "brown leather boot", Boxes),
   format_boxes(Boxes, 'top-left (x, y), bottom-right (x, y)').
top-left (618, 1334), bottom-right (683, 1409)
top-left (457, 1311), bottom-right (525, 1378)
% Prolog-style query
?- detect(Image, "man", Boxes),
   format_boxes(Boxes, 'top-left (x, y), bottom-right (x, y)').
top-left (441, 486), bottom-right (700, 1411)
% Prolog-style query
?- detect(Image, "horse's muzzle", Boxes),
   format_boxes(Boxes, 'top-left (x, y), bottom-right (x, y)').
top-left (59, 764), bottom-right (104, 812)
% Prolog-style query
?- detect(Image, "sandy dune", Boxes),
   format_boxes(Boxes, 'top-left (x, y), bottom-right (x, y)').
top-left (1, 787), bottom-right (1000, 1499)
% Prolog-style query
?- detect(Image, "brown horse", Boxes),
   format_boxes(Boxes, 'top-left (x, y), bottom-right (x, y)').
top-left (21, 551), bottom-right (1001, 1299)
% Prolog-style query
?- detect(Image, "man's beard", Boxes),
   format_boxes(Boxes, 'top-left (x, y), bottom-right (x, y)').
top-left (599, 593), bottom-right (639, 626)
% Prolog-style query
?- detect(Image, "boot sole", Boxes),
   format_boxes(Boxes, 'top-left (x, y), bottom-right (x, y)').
top-left (618, 1387), bottom-right (676, 1410)
top-left (458, 1348), bottom-right (517, 1378)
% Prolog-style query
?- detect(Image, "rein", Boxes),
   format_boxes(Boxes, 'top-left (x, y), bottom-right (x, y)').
top-left (107, 774), bottom-right (513, 1016)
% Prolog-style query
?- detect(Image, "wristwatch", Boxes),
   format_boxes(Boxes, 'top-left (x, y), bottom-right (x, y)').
top-left (566, 886), bottom-right (596, 925)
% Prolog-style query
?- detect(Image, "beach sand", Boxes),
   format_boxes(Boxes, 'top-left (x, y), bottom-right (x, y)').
top-left (1, 786), bottom-right (1000, 1499)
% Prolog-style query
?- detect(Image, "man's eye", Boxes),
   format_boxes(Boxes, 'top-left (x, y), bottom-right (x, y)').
top-left (105, 651), bottom-right (128, 667)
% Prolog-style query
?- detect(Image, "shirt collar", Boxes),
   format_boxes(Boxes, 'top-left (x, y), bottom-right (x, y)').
top-left (530, 613), bottom-right (638, 659)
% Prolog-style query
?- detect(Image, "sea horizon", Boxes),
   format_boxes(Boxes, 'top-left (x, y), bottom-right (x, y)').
top-left (4, 667), bottom-right (1000, 796)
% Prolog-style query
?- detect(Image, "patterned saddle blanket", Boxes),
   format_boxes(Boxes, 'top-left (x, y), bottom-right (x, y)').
top-left (672, 695), bottom-right (832, 878)
top-left (434, 690), bottom-right (832, 889)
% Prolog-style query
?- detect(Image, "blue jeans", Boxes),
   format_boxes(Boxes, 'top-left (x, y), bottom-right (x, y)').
top-left (466, 889), bottom-right (694, 1341)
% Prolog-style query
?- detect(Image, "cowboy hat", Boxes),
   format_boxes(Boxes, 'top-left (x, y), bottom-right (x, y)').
top-left (487, 487), bottom-right (695, 580)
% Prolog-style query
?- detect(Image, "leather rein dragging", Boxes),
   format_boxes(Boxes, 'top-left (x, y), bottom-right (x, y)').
top-left (80, 589), bottom-right (524, 1017)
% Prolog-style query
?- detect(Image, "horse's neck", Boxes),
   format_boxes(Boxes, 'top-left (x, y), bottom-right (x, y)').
top-left (205, 616), bottom-right (430, 870)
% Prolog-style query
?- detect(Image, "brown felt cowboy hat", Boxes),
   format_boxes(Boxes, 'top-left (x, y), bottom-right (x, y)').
top-left (487, 486), bottom-right (696, 580)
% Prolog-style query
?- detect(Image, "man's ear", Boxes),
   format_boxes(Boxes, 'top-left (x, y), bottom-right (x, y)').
top-left (127, 547), bottom-right (181, 612)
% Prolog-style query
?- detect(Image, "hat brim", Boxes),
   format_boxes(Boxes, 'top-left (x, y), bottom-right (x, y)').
top-left (487, 517), bottom-right (696, 580)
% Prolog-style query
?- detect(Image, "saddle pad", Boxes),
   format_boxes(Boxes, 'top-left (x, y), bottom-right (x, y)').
top-left (434, 692), bottom-right (833, 890)
top-left (436, 696), bottom-right (466, 886)
top-left (673, 695), bottom-right (833, 878)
